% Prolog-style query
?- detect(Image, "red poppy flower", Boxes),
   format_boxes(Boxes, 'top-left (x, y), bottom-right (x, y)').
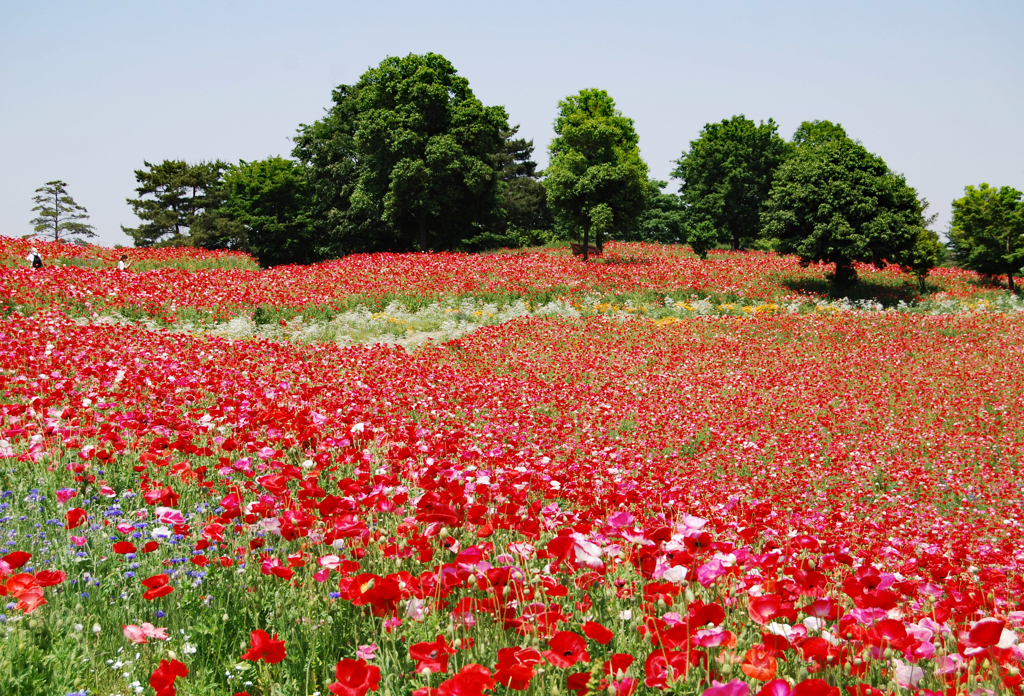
top-left (436, 663), bottom-right (495, 696)
top-left (66, 507), bottom-right (87, 530)
top-left (846, 686), bottom-right (883, 696)
top-left (790, 679), bottom-right (839, 696)
top-left (241, 629), bottom-right (287, 664)
top-left (747, 595), bottom-right (796, 625)
top-left (494, 646), bottom-right (543, 690)
top-left (35, 570), bottom-right (66, 587)
top-left (410, 635), bottom-right (457, 674)
top-left (113, 541), bottom-right (137, 554)
top-left (15, 587), bottom-right (47, 613)
top-left (328, 658), bottom-right (381, 696)
top-left (605, 653), bottom-right (635, 677)
top-left (688, 601), bottom-right (725, 629)
top-left (150, 658), bottom-right (187, 696)
top-left (271, 566), bottom-right (294, 580)
top-left (142, 541), bottom-right (159, 553)
top-left (5, 573), bottom-right (38, 597)
top-left (967, 618), bottom-right (1005, 648)
top-left (566, 672), bottom-right (591, 696)
top-left (644, 648), bottom-right (698, 689)
top-left (1, 551), bottom-right (30, 569)
top-left (141, 573), bottom-right (174, 601)
top-left (583, 620), bottom-right (614, 645)
top-left (543, 631), bottom-right (590, 668)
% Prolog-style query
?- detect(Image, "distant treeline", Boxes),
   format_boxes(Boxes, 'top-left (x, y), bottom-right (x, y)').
top-left (119, 52), bottom-right (1024, 288)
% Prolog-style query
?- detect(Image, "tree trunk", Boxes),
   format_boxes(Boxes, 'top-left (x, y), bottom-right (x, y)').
top-left (418, 216), bottom-right (427, 252)
top-left (596, 226), bottom-right (604, 254)
top-left (582, 226), bottom-right (589, 262)
top-left (1009, 273), bottom-right (1016, 293)
top-left (833, 260), bottom-right (858, 286)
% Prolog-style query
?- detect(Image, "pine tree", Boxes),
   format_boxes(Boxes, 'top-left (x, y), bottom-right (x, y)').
top-left (29, 181), bottom-right (96, 243)
top-left (122, 160), bottom-right (229, 247)
top-left (494, 126), bottom-right (552, 233)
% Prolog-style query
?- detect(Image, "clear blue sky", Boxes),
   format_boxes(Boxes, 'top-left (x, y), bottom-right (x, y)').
top-left (2, 0), bottom-right (1021, 247)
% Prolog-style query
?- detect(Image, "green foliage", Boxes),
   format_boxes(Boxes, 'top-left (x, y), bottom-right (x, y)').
top-left (458, 228), bottom-right (558, 253)
top-left (492, 126), bottom-right (553, 235)
top-left (122, 160), bottom-right (232, 248)
top-left (370, 54), bottom-right (510, 251)
top-left (900, 198), bottom-right (946, 291)
top-left (761, 139), bottom-right (923, 285)
top-left (688, 220), bottom-right (719, 260)
top-left (625, 179), bottom-right (687, 244)
top-left (292, 84), bottom-right (369, 257)
top-left (543, 88), bottom-right (648, 259)
top-left (29, 180), bottom-right (96, 243)
top-left (221, 157), bottom-right (314, 267)
top-left (948, 183), bottom-right (1024, 292)
top-left (294, 54), bottom-right (509, 254)
top-left (791, 120), bottom-right (850, 148)
top-left (673, 115), bottom-right (788, 250)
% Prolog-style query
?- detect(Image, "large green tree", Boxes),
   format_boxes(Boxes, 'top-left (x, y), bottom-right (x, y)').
top-left (122, 160), bottom-right (229, 247)
top-left (292, 84), bottom-right (371, 256)
top-left (673, 115), bottom-right (788, 251)
top-left (294, 55), bottom-right (508, 253)
top-left (544, 88), bottom-right (648, 260)
top-left (460, 127), bottom-right (555, 252)
top-left (352, 53), bottom-right (508, 252)
top-left (761, 139), bottom-right (922, 285)
top-left (948, 184), bottom-right (1024, 292)
top-left (29, 180), bottom-right (96, 243)
top-left (220, 157), bottom-right (314, 267)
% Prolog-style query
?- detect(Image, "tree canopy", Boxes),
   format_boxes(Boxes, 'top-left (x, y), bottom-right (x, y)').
top-left (543, 88), bottom-right (648, 259)
top-left (291, 84), bottom-right (370, 257)
top-left (791, 120), bottom-right (850, 149)
top-left (30, 180), bottom-right (96, 243)
top-left (220, 157), bottom-right (314, 267)
top-left (494, 126), bottom-right (552, 234)
top-left (899, 197), bottom-right (945, 291)
top-left (948, 184), bottom-right (1024, 292)
top-left (761, 139), bottom-right (922, 284)
top-left (122, 160), bottom-right (229, 247)
top-left (628, 179), bottom-right (687, 244)
top-left (298, 53), bottom-right (510, 253)
top-left (673, 115), bottom-right (788, 251)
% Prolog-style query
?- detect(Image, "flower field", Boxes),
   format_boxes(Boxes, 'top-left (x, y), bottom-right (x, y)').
top-left (1, 239), bottom-right (1023, 696)
top-left (0, 237), bottom-right (258, 272)
top-left (2, 243), bottom-right (1019, 333)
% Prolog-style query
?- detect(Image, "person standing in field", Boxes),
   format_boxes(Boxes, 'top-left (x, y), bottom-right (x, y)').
top-left (25, 247), bottom-right (43, 269)
top-left (117, 254), bottom-right (132, 271)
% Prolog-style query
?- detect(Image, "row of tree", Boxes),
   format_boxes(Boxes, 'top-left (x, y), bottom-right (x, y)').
top-left (31, 52), bottom-right (1023, 288)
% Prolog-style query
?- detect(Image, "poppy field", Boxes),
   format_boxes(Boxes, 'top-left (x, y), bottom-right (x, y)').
top-left (1, 240), bottom-right (1023, 696)
top-left (3, 242), bottom-right (1021, 333)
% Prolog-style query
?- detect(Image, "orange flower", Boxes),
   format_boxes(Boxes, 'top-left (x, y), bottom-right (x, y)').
top-left (740, 644), bottom-right (777, 681)
top-left (15, 587), bottom-right (47, 614)
top-left (6, 573), bottom-right (39, 598)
